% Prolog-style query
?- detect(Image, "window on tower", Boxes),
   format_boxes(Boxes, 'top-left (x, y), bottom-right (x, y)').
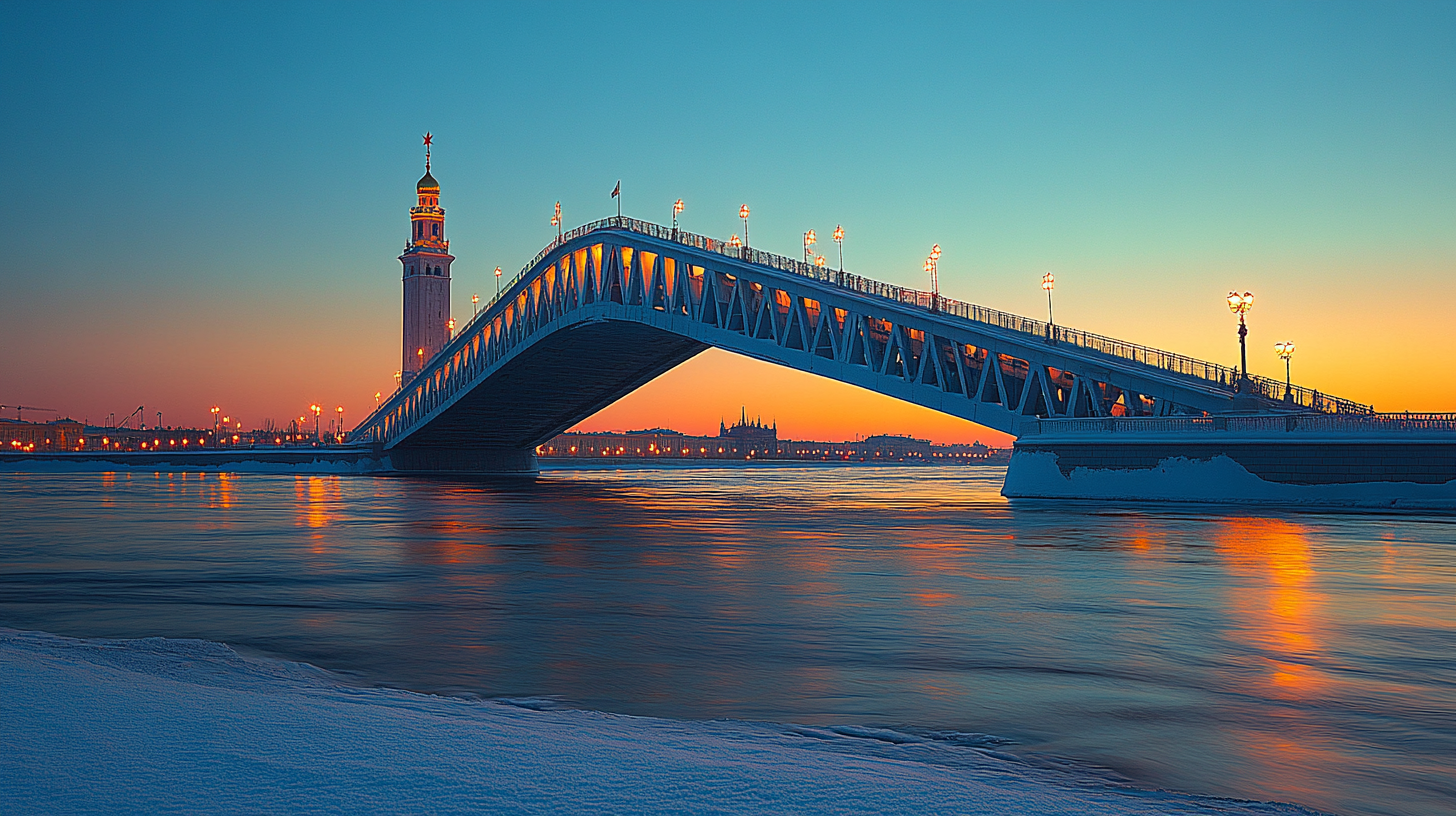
top-left (432, 223), bottom-right (440, 236)
top-left (415, 222), bottom-right (422, 239)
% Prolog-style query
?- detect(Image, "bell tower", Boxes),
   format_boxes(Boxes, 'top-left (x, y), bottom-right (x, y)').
top-left (399, 133), bottom-right (454, 383)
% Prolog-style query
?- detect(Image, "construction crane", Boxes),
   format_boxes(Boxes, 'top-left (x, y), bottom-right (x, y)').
top-left (0, 405), bottom-right (58, 422)
top-left (117, 405), bottom-right (145, 430)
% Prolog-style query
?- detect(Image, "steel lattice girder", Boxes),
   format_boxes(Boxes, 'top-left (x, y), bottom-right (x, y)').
top-left (362, 228), bottom-right (1279, 451)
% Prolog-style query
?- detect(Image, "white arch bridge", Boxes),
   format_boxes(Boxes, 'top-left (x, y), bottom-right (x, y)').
top-left (352, 217), bottom-right (1370, 472)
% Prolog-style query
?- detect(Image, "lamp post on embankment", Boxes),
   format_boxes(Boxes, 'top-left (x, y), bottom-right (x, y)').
top-left (1275, 341), bottom-right (1296, 402)
top-left (1227, 291), bottom-right (1254, 390)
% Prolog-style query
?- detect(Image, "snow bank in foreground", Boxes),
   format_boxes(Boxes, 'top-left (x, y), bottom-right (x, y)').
top-left (0, 629), bottom-right (1321, 815)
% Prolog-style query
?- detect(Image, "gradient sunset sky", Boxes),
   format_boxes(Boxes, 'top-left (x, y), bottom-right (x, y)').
top-left (2, 2), bottom-right (1452, 444)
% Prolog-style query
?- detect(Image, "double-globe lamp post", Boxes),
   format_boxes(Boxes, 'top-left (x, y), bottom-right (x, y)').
top-left (739, 205), bottom-right (750, 249)
top-left (1275, 341), bottom-right (1296, 402)
top-left (833, 225), bottom-right (844, 278)
top-left (672, 199), bottom-right (684, 235)
top-left (925, 244), bottom-right (941, 310)
top-left (1227, 291), bottom-right (1255, 389)
top-left (803, 229), bottom-right (816, 263)
top-left (1041, 272), bottom-right (1056, 342)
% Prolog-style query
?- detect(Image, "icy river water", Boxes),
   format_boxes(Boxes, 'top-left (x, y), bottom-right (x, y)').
top-left (0, 465), bottom-right (1452, 816)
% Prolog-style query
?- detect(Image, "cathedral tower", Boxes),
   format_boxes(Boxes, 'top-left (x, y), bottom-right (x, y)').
top-left (399, 133), bottom-right (454, 383)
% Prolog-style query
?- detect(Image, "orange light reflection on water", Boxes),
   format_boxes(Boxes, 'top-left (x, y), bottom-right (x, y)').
top-left (1213, 516), bottom-right (1340, 804)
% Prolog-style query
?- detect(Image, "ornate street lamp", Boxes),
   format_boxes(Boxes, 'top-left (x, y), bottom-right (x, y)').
top-left (472, 293), bottom-right (479, 316)
top-left (1275, 340), bottom-right (1296, 401)
top-left (833, 225), bottom-right (844, 272)
top-left (447, 317), bottom-right (456, 337)
top-left (551, 201), bottom-right (562, 242)
top-left (210, 405), bottom-right (220, 444)
top-left (672, 199), bottom-right (684, 235)
top-left (1041, 272), bottom-right (1055, 324)
top-left (728, 234), bottom-right (742, 251)
top-left (926, 244), bottom-right (941, 308)
top-left (310, 404), bottom-right (321, 442)
top-left (814, 255), bottom-right (826, 268)
top-left (495, 266), bottom-right (503, 296)
top-left (739, 205), bottom-right (750, 248)
top-left (803, 229), bottom-right (816, 262)
top-left (336, 406), bottom-right (344, 443)
top-left (1227, 291), bottom-right (1254, 387)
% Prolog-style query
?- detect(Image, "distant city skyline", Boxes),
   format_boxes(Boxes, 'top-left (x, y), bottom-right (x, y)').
top-left (2, 3), bottom-right (1453, 447)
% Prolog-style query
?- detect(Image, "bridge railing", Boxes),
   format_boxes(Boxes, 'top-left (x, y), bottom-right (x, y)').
top-left (1024, 413), bottom-right (1456, 436)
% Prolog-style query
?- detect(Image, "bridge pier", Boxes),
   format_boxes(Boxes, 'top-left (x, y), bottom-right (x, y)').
top-left (385, 445), bottom-right (537, 474)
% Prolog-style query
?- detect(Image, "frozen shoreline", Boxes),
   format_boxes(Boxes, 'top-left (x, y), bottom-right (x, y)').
top-left (0, 628), bottom-right (1324, 815)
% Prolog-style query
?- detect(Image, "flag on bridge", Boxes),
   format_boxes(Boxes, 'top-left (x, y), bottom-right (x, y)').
top-left (611, 180), bottom-right (620, 217)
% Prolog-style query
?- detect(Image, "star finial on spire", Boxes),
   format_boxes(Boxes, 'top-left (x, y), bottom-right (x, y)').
top-left (423, 132), bottom-right (433, 171)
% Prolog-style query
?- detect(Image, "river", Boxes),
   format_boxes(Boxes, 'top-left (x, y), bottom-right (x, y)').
top-left (0, 465), bottom-right (1451, 816)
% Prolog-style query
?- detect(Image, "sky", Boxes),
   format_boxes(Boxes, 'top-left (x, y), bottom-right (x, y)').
top-left (1, 2), bottom-right (1452, 444)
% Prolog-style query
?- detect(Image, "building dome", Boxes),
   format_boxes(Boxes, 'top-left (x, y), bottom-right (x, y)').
top-left (417, 170), bottom-right (439, 191)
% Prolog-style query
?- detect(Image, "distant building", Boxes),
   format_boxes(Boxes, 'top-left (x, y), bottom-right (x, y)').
top-left (719, 409), bottom-right (777, 447)
top-left (536, 412), bottom-right (1007, 464)
top-left (0, 418), bottom-right (85, 452)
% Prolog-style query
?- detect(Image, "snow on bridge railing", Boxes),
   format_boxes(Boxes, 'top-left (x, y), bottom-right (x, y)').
top-left (1025, 413), bottom-right (1456, 436)
top-left (454, 216), bottom-right (1372, 417)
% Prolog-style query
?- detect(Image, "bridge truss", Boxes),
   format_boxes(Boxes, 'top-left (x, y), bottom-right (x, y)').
top-left (353, 217), bottom-right (1370, 470)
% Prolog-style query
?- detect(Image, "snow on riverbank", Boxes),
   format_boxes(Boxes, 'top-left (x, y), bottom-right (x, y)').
top-left (0, 629), bottom-right (1322, 815)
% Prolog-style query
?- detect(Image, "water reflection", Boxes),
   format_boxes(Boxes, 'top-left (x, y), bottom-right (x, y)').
top-left (0, 467), bottom-right (1452, 816)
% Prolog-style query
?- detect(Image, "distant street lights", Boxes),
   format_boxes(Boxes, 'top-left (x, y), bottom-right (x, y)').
top-left (495, 266), bottom-right (503, 296)
top-left (551, 201), bottom-right (562, 243)
top-left (739, 205), bottom-right (751, 249)
top-left (447, 317), bottom-right (456, 338)
top-left (1227, 291), bottom-right (1255, 388)
top-left (472, 293), bottom-right (479, 316)
top-left (210, 406), bottom-right (220, 445)
top-left (336, 406), bottom-right (344, 443)
top-left (803, 229), bottom-right (816, 262)
top-left (309, 404), bottom-right (322, 443)
top-left (1275, 341), bottom-right (1296, 401)
top-left (672, 199), bottom-right (684, 237)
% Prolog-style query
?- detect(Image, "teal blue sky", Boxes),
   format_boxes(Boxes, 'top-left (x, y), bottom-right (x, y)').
top-left (2, 2), bottom-right (1453, 432)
